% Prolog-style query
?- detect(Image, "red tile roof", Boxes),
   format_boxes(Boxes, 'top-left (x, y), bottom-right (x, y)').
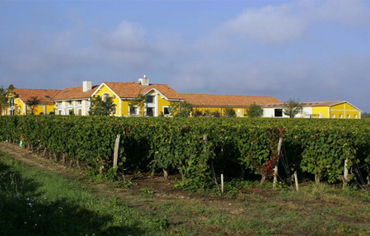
top-left (13, 89), bottom-right (61, 104)
top-left (180, 94), bottom-right (282, 107)
top-left (53, 86), bottom-right (99, 100)
top-left (103, 82), bottom-right (182, 99)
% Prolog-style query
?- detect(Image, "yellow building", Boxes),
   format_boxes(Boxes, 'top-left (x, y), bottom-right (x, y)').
top-left (261, 101), bottom-right (362, 119)
top-left (311, 101), bottom-right (362, 119)
top-left (5, 89), bottom-right (60, 115)
top-left (90, 76), bottom-right (183, 117)
top-left (53, 82), bottom-right (98, 116)
top-left (180, 94), bottom-right (282, 117)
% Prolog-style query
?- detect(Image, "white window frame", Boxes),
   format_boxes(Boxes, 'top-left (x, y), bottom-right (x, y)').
top-left (129, 106), bottom-right (139, 116)
top-left (347, 114), bottom-right (350, 119)
top-left (339, 114), bottom-right (343, 119)
top-left (332, 114), bottom-right (335, 119)
top-left (354, 114), bottom-right (358, 119)
top-left (102, 93), bottom-right (110, 102)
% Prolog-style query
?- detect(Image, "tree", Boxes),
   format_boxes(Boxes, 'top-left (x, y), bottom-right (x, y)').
top-left (130, 94), bottom-right (147, 117)
top-left (283, 98), bottom-right (303, 118)
top-left (89, 95), bottom-right (116, 116)
top-left (224, 107), bottom-right (236, 117)
top-left (168, 101), bottom-right (193, 117)
top-left (25, 96), bottom-right (40, 115)
top-left (247, 103), bottom-right (264, 118)
top-left (0, 84), bottom-right (17, 115)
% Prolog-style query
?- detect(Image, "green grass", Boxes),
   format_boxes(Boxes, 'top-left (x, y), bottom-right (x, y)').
top-left (0, 153), bottom-right (174, 236)
top-left (1, 150), bottom-right (370, 235)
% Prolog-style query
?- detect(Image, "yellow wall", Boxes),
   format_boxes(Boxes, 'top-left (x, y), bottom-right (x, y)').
top-left (312, 107), bottom-right (329, 118)
top-left (15, 98), bottom-right (25, 115)
top-left (158, 95), bottom-right (171, 116)
top-left (121, 100), bottom-right (130, 116)
top-left (94, 84), bottom-right (121, 116)
top-left (46, 104), bottom-right (55, 114)
top-left (330, 102), bottom-right (361, 119)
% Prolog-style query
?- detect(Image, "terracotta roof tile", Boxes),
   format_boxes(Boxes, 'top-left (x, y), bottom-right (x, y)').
top-left (13, 89), bottom-right (61, 104)
top-left (180, 94), bottom-right (282, 107)
top-left (53, 86), bottom-right (99, 100)
top-left (103, 82), bottom-right (182, 99)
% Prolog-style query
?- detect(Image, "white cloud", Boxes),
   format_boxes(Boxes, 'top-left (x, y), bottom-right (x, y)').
top-left (102, 21), bottom-right (147, 51)
top-left (203, 0), bottom-right (370, 46)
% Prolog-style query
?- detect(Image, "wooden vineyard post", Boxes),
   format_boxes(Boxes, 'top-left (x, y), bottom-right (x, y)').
top-left (294, 171), bottom-right (299, 192)
top-left (273, 137), bottom-right (283, 190)
top-left (342, 158), bottom-right (349, 189)
top-left (221, 174), bottom-right (224, 194)
top-left (113, 134), bottom-right (121, 169)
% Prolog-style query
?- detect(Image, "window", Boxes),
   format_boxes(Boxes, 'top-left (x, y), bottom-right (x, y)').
top-left (163, 107), bottom-right (169, 115)
top-left (274, 109), bottom-right (283, 117)
top-left (347, 114), bottom-right (350, 119)
top-left (77, 100), bottom-right (82, 105)
top-left (69, 109), bottom-right (74, 115)
top-left (57, 102), bottom-right (62, 107)
top-left (355, 114), bottom-right (358, 119)
top-left (10, 98), bottom-right (15, 106)
top-left (102, 93), bottom-right (110, 102)
top-left (130, 106), bottom-right (138, 116)
top-left (332, 114), bottom-right (335, 118)
top-left (17, 108), bottom-right (21, 115)
top-left (68, 101), bottom-right (72, 106)
top-left (339, 114), bottom-right (343, 119)
top-left (146, 95), bottom-right (155, 103)
top-left (58, 110), bottom-right (62, 115)
top-left (77, 109), bottom-right (82, 116)
top-left (146, 107), bottom-right (154, 117)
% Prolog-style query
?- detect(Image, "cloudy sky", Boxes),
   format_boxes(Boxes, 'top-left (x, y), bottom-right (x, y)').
top-left (1, 0), bottom-right (370, 111)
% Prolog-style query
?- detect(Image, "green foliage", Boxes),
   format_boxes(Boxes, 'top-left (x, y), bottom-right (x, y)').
top-left (25, 96), bottom-right (40, 115)
top-left (0, 84), bottom-right (17, 115)
top-left (283, 98), bottom-right (303, 118)
top-left (0, 116), bottom-right (369, 190)
top-left (89, 95), bottom-right (116, 116)
top-left (211, 111), bottom-right (221, 117)
top-left (168, 101), bottom-right (193, 117)
top-left (247, 103), bottom-right (264, 118)
top-left (130, 94), bottom-right (146, 116)
top-left (224, 107), bottom-right (236, 117)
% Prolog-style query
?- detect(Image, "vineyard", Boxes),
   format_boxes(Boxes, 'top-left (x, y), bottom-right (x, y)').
top-left (0, 116), bottom-right (369, 190)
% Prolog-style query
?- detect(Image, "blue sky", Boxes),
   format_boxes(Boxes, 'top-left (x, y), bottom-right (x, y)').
top-left (1, 0), bottom-right (370, 112)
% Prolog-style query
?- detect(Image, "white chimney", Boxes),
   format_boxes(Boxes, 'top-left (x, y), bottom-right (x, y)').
top-left (138, 75), bottom-right (149, 86)
top-left (83, 81), bottom-right (92, 92)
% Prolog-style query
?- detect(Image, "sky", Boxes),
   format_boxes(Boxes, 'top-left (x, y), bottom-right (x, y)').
top-left (1, 0), bottom-right (370, 112)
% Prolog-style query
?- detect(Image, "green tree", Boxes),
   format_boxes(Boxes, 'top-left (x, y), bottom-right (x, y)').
top-left (168, 101), bottom-right (193, 117)
top-left (89, 95), bottom-right (116, 116)
top-left (283, 98), bottom-right (303, 118)
top-left (247, 103), bottom-right (264, 118)
top-left (130, 94), bottom-right (147, 117)
top-left (0, 84), bottom-right (17, 115)
top-left (224, 107), bottom-right (236, 117)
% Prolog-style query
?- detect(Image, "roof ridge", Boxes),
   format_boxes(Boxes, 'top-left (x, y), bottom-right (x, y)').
top-left (180, 93), bottom-right (275, 97)
top-left (14, 88), bottom-right (61, 91)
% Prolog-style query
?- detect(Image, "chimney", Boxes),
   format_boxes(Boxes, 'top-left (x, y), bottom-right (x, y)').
top-left (138, 75), bottom-right (149, 86)
top-left (83, 81), bottom-right (92, 92)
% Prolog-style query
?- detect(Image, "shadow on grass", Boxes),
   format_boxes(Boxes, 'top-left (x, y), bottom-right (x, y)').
top-left (0, 161), bottom-right (143, 236)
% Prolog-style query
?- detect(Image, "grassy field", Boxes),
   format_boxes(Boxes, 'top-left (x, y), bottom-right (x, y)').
top-left (0, 148), bottom-right (369, 235)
